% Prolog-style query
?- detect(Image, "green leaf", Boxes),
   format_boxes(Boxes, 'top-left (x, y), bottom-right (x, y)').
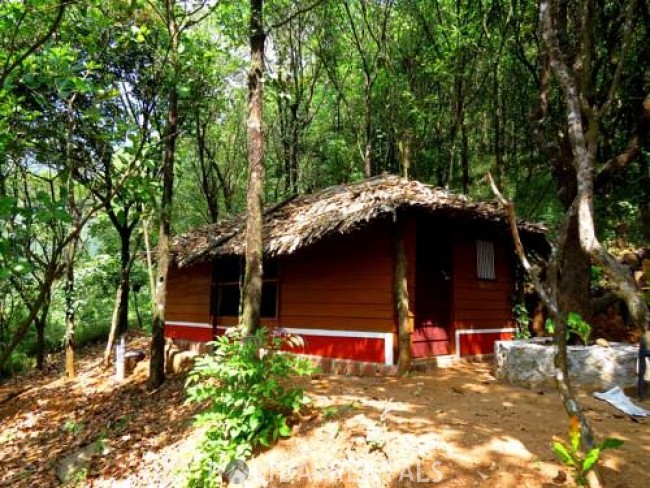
top-left (600, 438), bottom-right (624, 450)
top-left (582, 448), bottom-right (600, 473)
top-left (278, 422), bottom-right (292, 437)
top-left (552, 442), bottom-right (576, 467)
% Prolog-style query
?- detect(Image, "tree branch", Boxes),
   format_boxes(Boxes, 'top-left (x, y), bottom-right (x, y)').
top-left (0, 0), bottom-right (70, 87)
top-left (268, 0), bottom-right (329, 32)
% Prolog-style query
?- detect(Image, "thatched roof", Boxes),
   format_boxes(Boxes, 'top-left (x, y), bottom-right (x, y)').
top-left (173, 175), bottom-right (546, 268)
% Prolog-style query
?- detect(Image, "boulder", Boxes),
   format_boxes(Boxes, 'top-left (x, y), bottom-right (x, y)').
top-left (495, 340), bottom-right (638, 390)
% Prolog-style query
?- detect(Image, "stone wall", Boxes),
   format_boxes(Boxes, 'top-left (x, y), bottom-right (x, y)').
top-left (494, 340), bottom-right (638, 390)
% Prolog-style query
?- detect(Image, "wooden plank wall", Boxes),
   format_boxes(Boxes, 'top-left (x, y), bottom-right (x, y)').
top-left (279, 222), bottom-right (397, 333)
top-left (451, 230), bottom-right (514, 349)
top-left (166, 264), bottom-right (212, 323)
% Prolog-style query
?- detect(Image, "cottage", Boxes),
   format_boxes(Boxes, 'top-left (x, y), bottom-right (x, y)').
top-left (165, 176), bottom-right (546, 368)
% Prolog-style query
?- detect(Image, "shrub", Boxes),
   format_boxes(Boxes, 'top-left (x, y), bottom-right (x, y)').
top-left (185, 328), bottom-right (315, 487)
top-left (512, 303), bottom-right (531, 339)
top-left (552, 416), bottom-right (623, 486)
top-left (545, 312), bottom-right (592, 345)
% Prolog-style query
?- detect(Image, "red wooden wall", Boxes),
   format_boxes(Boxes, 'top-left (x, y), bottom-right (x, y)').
top-left (279, 222), bottom-right (396, 333)
top-left (451, 230), bottom-right (515, 354)
top-left (165, 264), bottom-right (213, 341)
top-left (164, 218), bottom-right (516, 360)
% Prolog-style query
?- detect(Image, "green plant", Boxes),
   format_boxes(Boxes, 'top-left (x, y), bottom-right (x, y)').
top-left (552, 416), bottom-right (623, 486)
top-left (545, 312), bottom-right (592, 345)
top-left (513, 303), bottom-right (531, 339)
top-left (62, 420), bottom-right (84, 437)
top-left (185, 328), bottom-right (316, 487)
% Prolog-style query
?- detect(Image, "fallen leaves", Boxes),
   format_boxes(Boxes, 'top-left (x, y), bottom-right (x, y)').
top-left (0, 336), bottom-right (200, 487)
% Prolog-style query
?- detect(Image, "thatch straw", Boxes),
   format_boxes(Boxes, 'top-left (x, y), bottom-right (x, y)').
top-left (173, 175), bottom-right (545, 268)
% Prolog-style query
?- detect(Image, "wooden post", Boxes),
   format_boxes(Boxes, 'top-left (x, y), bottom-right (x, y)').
top-left (393, 220), bottom-right (412, 374)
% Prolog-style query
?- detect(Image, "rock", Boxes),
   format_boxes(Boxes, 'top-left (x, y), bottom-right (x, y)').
top-left (553, 470), bottom-right (568, 484)
top-left (494, 340), bottom-right (638, 390)
top-left (56, 441), bottom-right (107, 483)
top-left (596, 338), bottom-right (610, 347)
top-left (170, 350), bottom-right (198, 374)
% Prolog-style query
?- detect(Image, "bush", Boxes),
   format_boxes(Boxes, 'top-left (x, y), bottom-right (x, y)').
top-left (545, 312), bottom-right (592, 345)
top-left (552, 416), bottom-right (623, 486)
top-left (185, 328), bottom-right (315, 487)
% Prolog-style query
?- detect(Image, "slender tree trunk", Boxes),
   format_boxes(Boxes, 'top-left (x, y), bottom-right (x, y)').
top-left (400, 130), bottom-right (412, 179)
top-left (363, 73), bottom-right (372, 178)
top-left (640, 156), bottom-right (650, 241)
top-left (143, 219), bottom-right (156, 303)
top-left (64, 232), bottom-right (78, 379)
top-left (290, 104), bottom-right (299, 193)
top-left (393, 221), bottom-right (412, 374)
top-left (35, 288), bottom-right (51, 370)
top-left (488, 173), bottom-right (600, 477)
top-left (64, 94), bottom-right (79, 380)
top-left (240, 0), bottom-right (266, 335)
top-left (134, 288), bottom-right (143, 330)
top-left (0, 267), bottom-right (57, 371)
top-left (494, 62), bottom-right (504, 186)
top-left (103, 228), bottom-right (133, 368)
top-left (461, 121), bottom-right (469, 194)
top-left (148, 0), bottom-right (179, 390)
top-left (196, 116), bottom-right (220, 223)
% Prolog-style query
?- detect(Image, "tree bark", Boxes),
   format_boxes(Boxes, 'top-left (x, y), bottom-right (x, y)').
top-left (641, 155), bottom-right (650, 242)
top-left (103, 226), bottom-right (134, 368)
top-left (64, 231), bottom-right (78, 379)
top-left (363, 72), bottom-right (373, 178)
top-left (0, 267), bottom-right (58, 372)
top-left (393, 220), bottom-right (412, 374)
top-left (240, 0), bottom-right (266, 335)
top-left (540, 0), bottom-right (649, 332)
top-left (148, 0), bottom-right (179, 390)
top-left (64, 94), bottom-right (79, 380)
top-left (488, 173), bottom-right (600, 466)
top-left (493, 61), bottom-right (504, 187)
top-left (143, 219), bottom-right (156, 302)
top-left (460, 121), bottom-right (469, 194)
top-left (35, 288), bottom-right (51, 370)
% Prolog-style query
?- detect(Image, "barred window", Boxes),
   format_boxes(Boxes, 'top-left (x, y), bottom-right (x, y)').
top-left (214, 258), bottom-right (279, 318)
top-left (476, 239), bottom-right (496, 280)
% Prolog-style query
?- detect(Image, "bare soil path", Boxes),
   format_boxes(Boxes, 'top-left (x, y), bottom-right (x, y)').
top-left (1, 343), bottom-right (648, 487)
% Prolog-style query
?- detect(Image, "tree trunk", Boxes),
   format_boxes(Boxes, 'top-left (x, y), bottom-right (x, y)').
top-left (494, 61), bottom-right (504, 187)
top-left (196, 116), bottom-right (220, 223)
top-left (550, 150), bottom-right (592, 321)
top-left (0, 266), bottom-right (57, 371)
top-left (393, 221), bottom-right (412, 374)
top-left (148, 0), bottom-right (179, 390)
top-left (290, 103), bottom-right (299, 193)
top-left (240, 0), bottom-right (266, 336)
top-left (35, 288), bottom-right (51, 370)
top-left (540, 0), bottom-right (649, 332)
top-left (558, 214), bottom-right (592, 321)
top-left (64, 93), bottom-right (79, 380)
top-left (461, 121), bottom-right (469, 194)
top-left (143, 219), bottom-right (156, 303)
top-left (103, 228), bottom-right (133, 368)
top-left (400, 130), bottom-right (412, 179)
top-left (363, 73), bottom-right (372, 178)
top-left (640, 156), bottom-right (650, 242)
top-left (64, 232), bottom-right (78, 379)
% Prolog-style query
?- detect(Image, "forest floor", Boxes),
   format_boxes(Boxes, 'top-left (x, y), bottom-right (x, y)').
top-left (1, 337), bottom-right (649, 487)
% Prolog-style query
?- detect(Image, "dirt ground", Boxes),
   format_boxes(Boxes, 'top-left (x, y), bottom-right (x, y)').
top-left (1, 343), bottom-right (649, 487)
